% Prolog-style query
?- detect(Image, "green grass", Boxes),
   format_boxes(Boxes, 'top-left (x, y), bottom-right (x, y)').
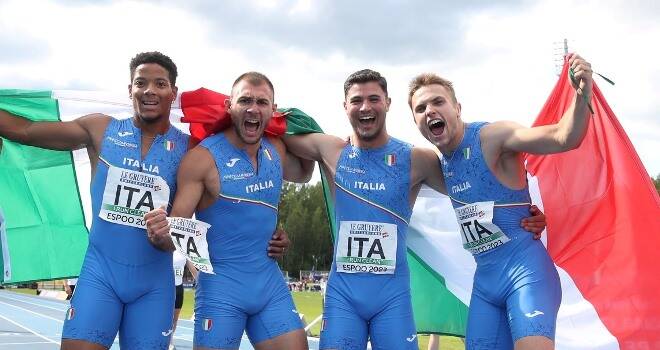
top-left (4, 288), bottom-right (38, 295)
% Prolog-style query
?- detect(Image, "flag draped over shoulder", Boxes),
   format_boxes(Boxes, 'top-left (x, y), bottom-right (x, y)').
top-left (2, 68), bottom-right (658, 347)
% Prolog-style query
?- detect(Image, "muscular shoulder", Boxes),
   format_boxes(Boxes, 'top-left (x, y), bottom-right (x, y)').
top-left (411, 146), bottom-right (440, 168)
top-left (179, 145), bottom-right (216, 177)
top-left (480, 120), bottom-right (525, 155)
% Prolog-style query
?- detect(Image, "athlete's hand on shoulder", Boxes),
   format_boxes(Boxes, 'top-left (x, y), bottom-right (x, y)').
top-left (268, 228), bottom-right (291, 258)
top-left (521, 205), bottom-right (546, 240)
top-left (144, 207), bottom-right (174, 251)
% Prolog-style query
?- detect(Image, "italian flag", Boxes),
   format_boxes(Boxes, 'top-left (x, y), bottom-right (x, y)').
top-left (1, 59), bottom-right (658, 348)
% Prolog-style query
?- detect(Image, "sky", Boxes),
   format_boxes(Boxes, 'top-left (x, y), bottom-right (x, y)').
top-left (1, 0), bottom-right (658, 178)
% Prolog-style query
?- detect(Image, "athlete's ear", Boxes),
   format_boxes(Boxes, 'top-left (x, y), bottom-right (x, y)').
top-left (225, 98), bottom-right (231, 111)
top-left (456, 101), bottom-right (462, 120)
top-left (128, 84), bottom-right (132, 99)
top-left (386, 96), bottom-right (391, 112)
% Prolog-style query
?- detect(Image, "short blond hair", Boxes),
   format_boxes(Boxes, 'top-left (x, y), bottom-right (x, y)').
top-left (407, 73), bottom-right (457, 108)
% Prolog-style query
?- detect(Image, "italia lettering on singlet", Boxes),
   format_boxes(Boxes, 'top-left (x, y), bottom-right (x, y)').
top-left (336, 220), bottom-right (397, 274)
top-left (168, 217), bottom-right (214, 274)
top-left (454, 201), bottom-right (510, 255)
top-left (99, 165), bottom-right (170, 229)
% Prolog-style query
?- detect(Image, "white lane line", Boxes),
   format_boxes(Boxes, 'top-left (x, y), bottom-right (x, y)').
top-left (0, 341), bottom-right (54, 346)
top-left (0, 292), bottom-right (68, 310)
top-left (0, 314), bottom-right (59, 345)
top-left (0, 301), bottom-right (63, 323)
top-left (0, 294), bottom-right (67, 312)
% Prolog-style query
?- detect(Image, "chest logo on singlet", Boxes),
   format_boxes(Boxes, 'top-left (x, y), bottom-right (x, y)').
top-left (118, 131), bottom-right (133, 137)
top-left (454, 201), bottom-right (510, 255)
top-left (105, 136), bottom-right (137, 149)
top-left (354, 181), bottom-right (385, 191)
top-left (99, 165), bottom-right (170, 229)
top-left (122, 157), bottom-right (160, 174)
top-left (336, 221), bottom-right (397, 274)
top-left (226, 158), bottom-right (240, 167)
top-left (246, 180), bottom-right (274, 194)
top-left (451, 181), bottom-right (471, 193)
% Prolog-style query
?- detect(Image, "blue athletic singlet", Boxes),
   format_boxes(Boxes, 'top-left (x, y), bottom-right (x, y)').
top-left (320, 138), bottom-right (418, 350)
top-left (441, 122), bottom-right (561, 349)
top-left (62, 117), bottom-right (189, 349)
top-left (193, 134), bottom-right (302, 349)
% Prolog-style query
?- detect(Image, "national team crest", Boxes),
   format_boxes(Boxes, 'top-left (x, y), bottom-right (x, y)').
top-left (385, 154), bottom-right (396, 166)
top-left (263, 148), bottom-right (273, 161)
top-left (462, 147), bottom-right (470, 160)
top-left (164, 140), bottom-right (174, 151)
top-left (202, 318), bottom-right (213, 331)
top-left (66, 307), bottom-right (75, 320)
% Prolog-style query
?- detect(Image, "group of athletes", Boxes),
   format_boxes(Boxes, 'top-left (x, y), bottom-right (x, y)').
top-left (0, 50), bottom-right (593, 350)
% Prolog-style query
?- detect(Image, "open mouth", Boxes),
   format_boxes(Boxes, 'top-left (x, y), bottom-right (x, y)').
top-left (141, 100), bottom-right (159, 109)
top-left (428, 118), bottom-right (446, 136)
top-left (244, 119), bottom-right (261, 134)
top-left (358, 114), bottom-right (376, 126)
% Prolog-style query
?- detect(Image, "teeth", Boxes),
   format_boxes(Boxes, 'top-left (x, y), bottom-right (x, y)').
top-left (359, 116), bottom-right (375, 121)
top-left (142, 101), bottom-right (158, 105)
top-left (428, 119), bottom-right (445, 127)
top-left (245, 120), bottom-right (259, 124)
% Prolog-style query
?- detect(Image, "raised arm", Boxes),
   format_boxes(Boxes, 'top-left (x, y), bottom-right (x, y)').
top-left (145, 145), bottom-right (217, 251)
top-left (0, 109), bottom-right (109, 151)
top-left (487, 53), bottom-right (593, 155)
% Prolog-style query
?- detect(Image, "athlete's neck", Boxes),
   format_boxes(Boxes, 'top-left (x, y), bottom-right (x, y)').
top-left (351, 130), bottom-right (389, 149)
top-left (132, 115), bottom-right (171, 138)
top-left (224, 128), bottom-right (262, 160)
top-left (439, 121), bottom-right (466, 156)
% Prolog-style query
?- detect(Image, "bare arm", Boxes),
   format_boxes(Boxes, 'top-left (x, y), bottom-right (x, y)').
top-left (0, 109), bottom-right (109, 151)
top-left (269, 136), bottom-right (315, 183)
top-left (145, 146), bottom-right (216, 251)
top-left (282, 133), bottom-right (346, 163)
top-left (412, 147), bottom-right (447, 195)
top-left (490, 54), bottom-right (593, 155)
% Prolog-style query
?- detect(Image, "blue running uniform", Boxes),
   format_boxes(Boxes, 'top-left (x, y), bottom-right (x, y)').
top-left (62, 118), bottom-right (189, 349)
top-left (193, 134), bottom-right (302, 349)
top-left (441, 122), bottom-right (561, 349)
top-left (320, 138), bottom-right (418, 350)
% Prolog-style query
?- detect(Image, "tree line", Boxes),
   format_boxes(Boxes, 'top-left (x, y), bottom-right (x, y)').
top-left (278, 182), bottom-right (334, 278)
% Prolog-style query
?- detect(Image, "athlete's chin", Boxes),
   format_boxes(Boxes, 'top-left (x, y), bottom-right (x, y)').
top-left (136, 113), bottom-right (166, 124)
top-left (238, 131), bottom-right (263, 145)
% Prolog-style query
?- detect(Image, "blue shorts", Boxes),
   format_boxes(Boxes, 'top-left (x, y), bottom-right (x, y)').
top-left (319, 276), bottom-right (418, 350)
top-left (62, 245), bottom-right (174, 349)
top-left (193, 267), bottom-right (302, 348)
top-left (466, 238), bottom-right (561, 349)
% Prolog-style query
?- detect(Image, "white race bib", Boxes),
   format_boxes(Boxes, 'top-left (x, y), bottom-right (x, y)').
top-left (99, 166), bottom-right (170, 229)
top-left (168, 217), bottom-right (214, 274)
top-left (336, 221), bottom-right (397, 274)
top-left (454, 201), bottom-right (510, 255)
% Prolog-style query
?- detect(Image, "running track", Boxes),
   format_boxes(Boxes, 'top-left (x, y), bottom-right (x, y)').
top-left (0, 290), bottom-right (321, 349)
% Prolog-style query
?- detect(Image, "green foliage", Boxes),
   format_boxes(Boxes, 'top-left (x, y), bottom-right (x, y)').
top-left (654, 174), bottom-right (660, 194)
top-left (278, 182), bottom-right (333, 278)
